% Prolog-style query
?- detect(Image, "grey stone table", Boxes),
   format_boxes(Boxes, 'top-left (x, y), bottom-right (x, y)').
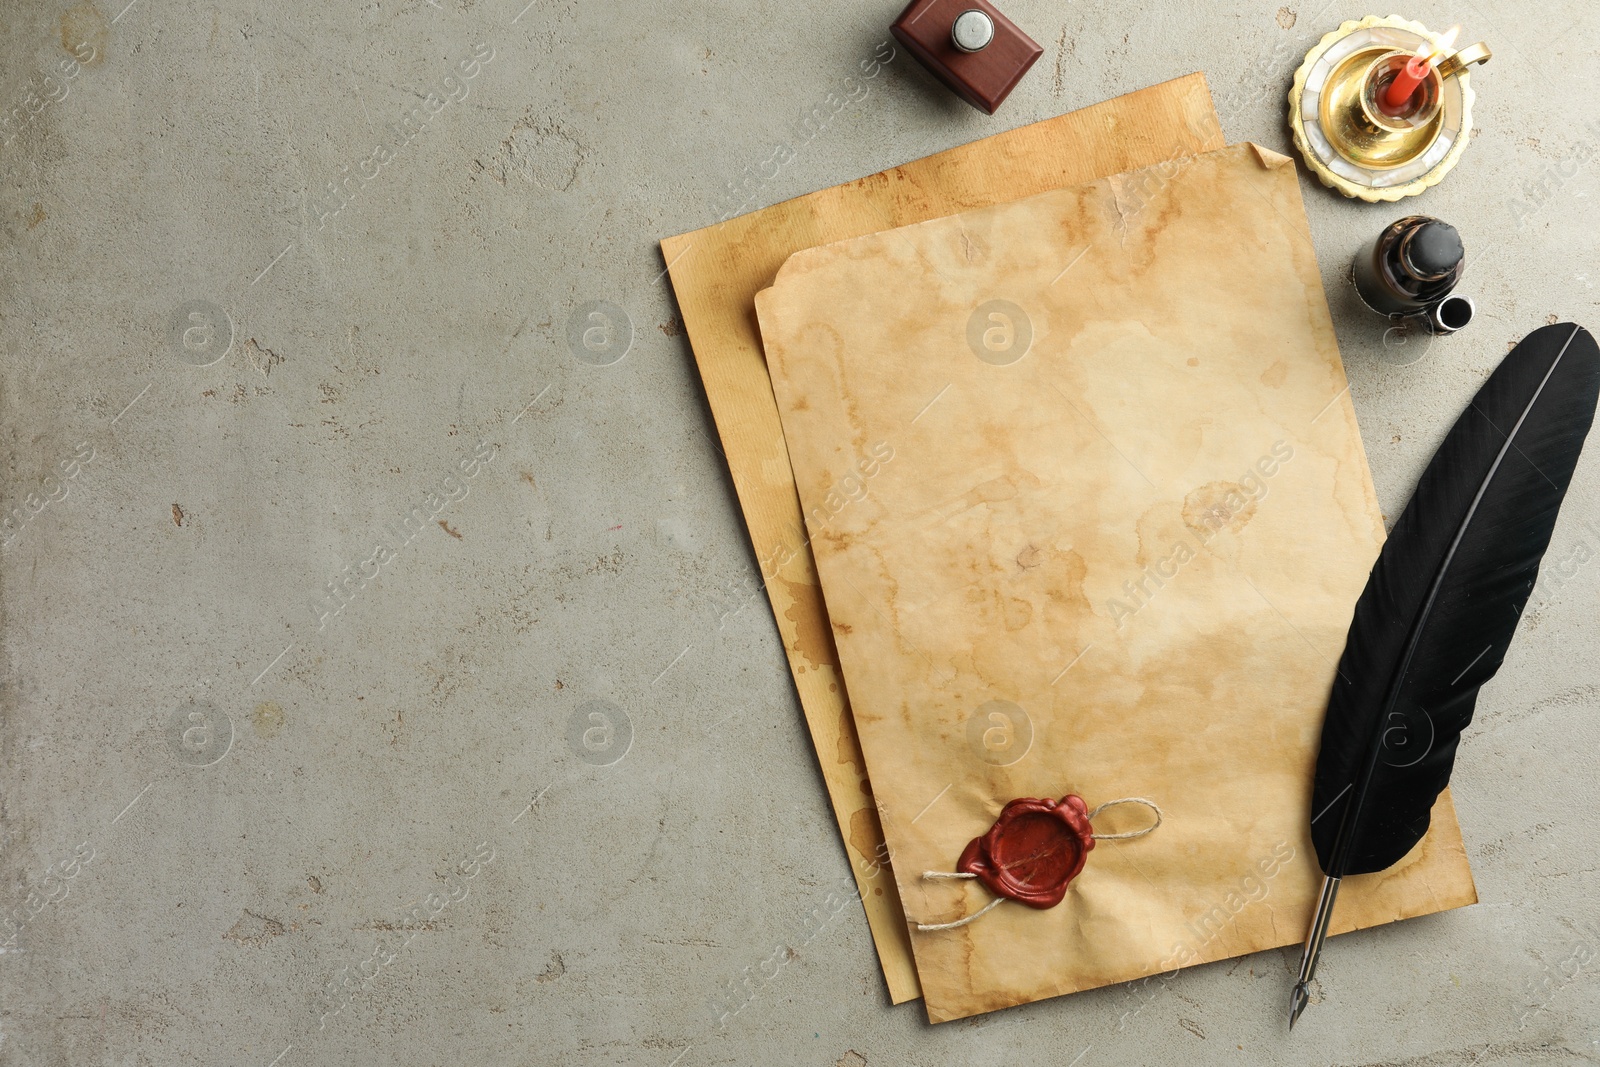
top-left (2, 1), bottom-right (1597, 1064)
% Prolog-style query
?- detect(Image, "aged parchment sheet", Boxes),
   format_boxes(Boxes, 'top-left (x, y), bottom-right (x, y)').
top-left (757, 144), bottom-right (1476, 1021)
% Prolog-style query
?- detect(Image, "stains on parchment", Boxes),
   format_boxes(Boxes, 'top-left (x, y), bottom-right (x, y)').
top-left (956, 471), bottom-right (1041, 516)
top-left (223, 910), bottom-right (285, 947)
top-left (837, 707), bottom-right (868, 780)
top-left (1182, 481), bottom-right (1257, 537)
top-left (778, 576), bottom-right (837, 674)
top-left (963, 545), bottom-right (1092, 684)
top-left (847, 807), bottom-right (883, 874)
top-left (1106, 165), bottom-right (1189, 269)
top-left (956, 226), bottom-right (993, 264)
top-left (1259, 359), bottom-right (1288, 388)
top-left (999, 593), bottom-right (1032, 631)
top-left (60, 0), bottom-right (108, 65)
top-left (1133, 501), bottom-right (1193, 572)
top-left (1040, 546), bottom-right (1093, 620)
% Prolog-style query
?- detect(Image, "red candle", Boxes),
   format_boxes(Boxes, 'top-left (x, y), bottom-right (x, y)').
top-left (1383, 53), bottom-right (1432, 112)
top-left (1382, 27), bottom-right (1460, 115)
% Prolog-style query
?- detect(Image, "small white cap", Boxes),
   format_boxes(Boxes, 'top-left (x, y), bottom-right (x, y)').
top-left (951, 9), bottom-right (995, 53)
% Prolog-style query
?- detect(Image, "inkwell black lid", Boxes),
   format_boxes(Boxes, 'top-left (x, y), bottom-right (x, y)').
top-left (1398, 221), bottom-right (1464, 282)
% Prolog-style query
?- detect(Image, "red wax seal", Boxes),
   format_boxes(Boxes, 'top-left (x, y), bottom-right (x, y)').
top-left (956, 795), bottom-right (1095, 909)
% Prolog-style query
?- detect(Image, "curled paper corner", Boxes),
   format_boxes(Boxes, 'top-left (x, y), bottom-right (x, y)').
top-left (752, 282), bottom-right (783, 335)
top-left (768, 240), bottom-right (843, 291)
top-left (1248, 142), bottom-right (1296, 170)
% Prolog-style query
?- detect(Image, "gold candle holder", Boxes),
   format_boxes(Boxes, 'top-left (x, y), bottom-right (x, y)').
top-left (1289, 16), bottom-right (1491, 202)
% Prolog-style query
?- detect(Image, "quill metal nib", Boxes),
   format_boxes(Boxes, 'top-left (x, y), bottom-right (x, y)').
top-left (1288, 981), bottom-right (1310, 1029)
top-left (1288, 875), bottom-right (1341, 1029)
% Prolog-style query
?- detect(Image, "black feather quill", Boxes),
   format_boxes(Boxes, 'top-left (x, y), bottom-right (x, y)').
top-left (1312, 323), bottom-right (1600, 873)
top-left (1290, 322), bottom-right (1600, 1026)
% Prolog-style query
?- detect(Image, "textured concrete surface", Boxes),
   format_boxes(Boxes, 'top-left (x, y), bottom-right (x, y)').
top-left (1, 1), bottom-right (1598, 1065)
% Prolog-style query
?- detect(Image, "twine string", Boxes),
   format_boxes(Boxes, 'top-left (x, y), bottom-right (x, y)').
top-left (914, 895), bottom-right (1004, 932)
top-left (1086, 797), bottom-right (1162, 840)
top-left (914, 797), bottom-right (1162, 933)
